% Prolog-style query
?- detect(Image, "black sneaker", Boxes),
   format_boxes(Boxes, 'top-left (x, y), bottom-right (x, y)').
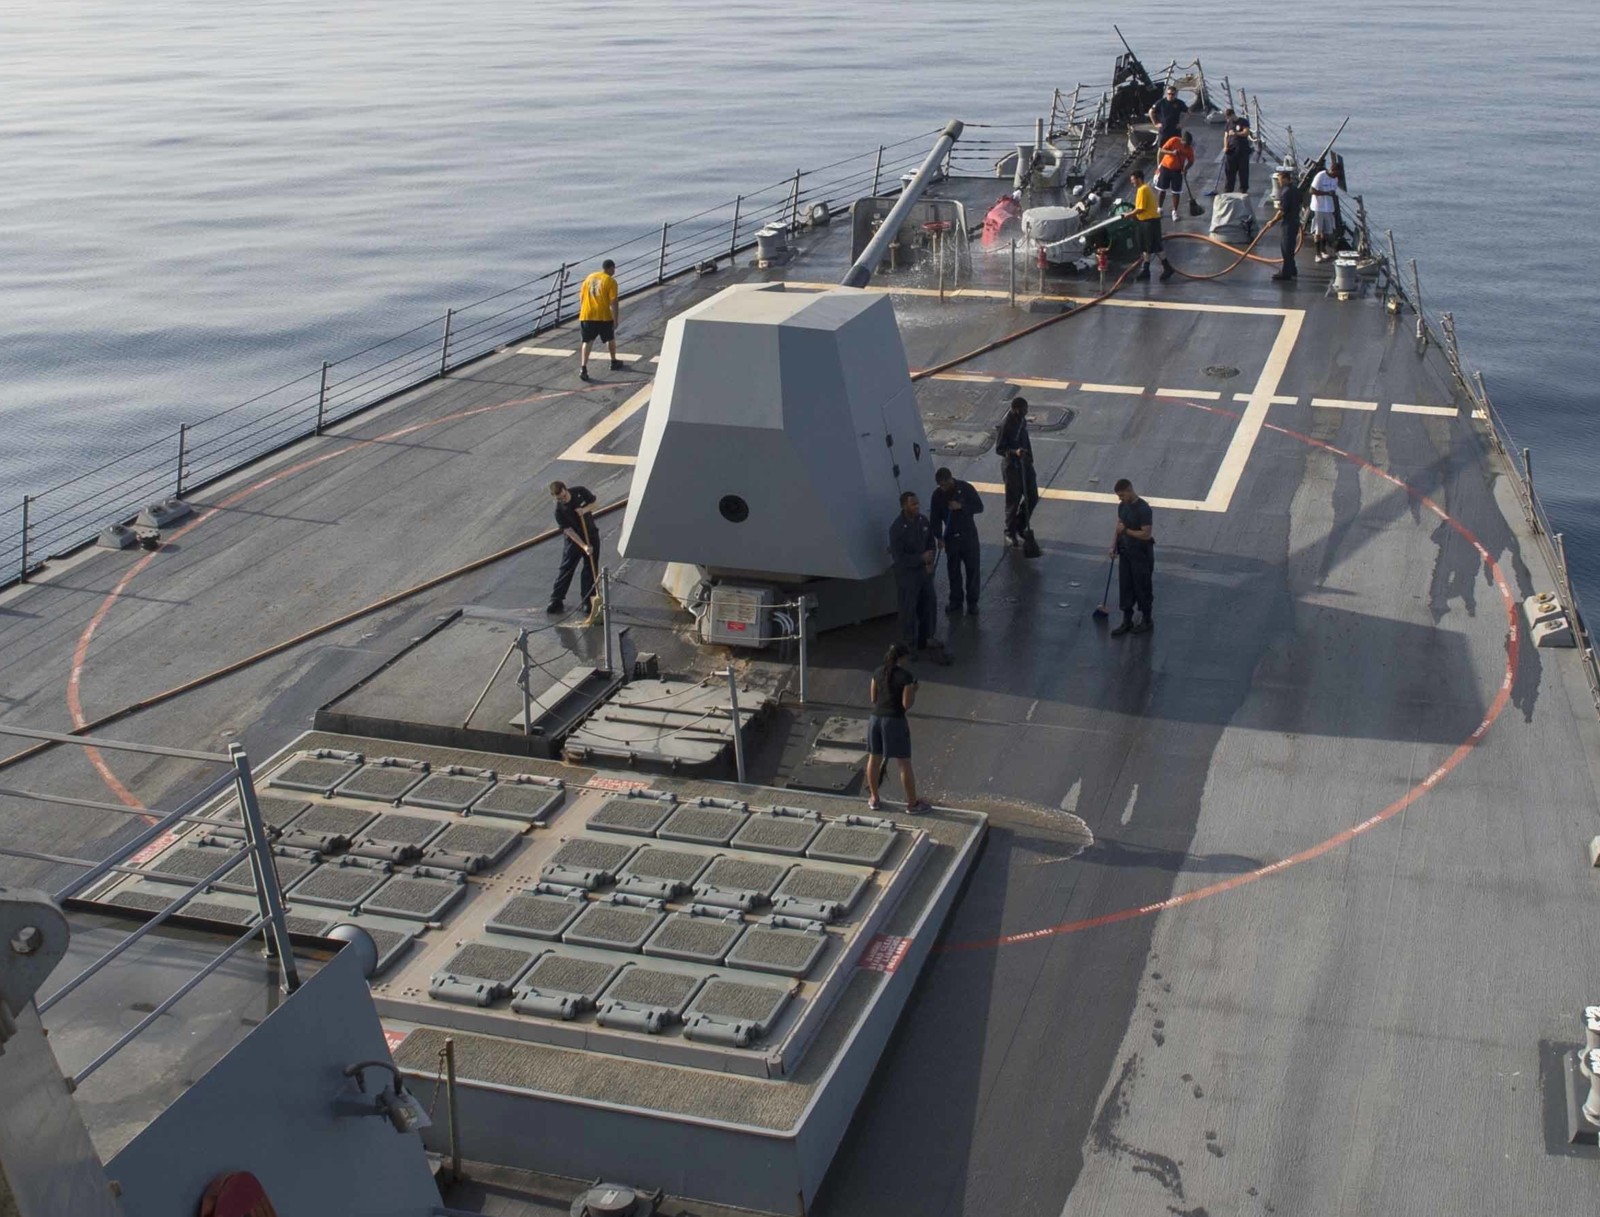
top-left (1130, 619), bottom-right (1153, 634)
top-left (1110, 619), bottom-right (1134, 637)
top-left (546, 601), bottom-right (565, 614)
top-left (610, 360), bottom-right (625, 371)
top-left (1135, 266), bottom-right (1151, 282)
top-left (1003, 532), bottom-right (1018, 547)
top-left (1271, 271), bottom-right (1294, 281)
top-left (1159, 260), bottom-right (1175, 281)
top-left (578, 367), bottom-right (590, 382)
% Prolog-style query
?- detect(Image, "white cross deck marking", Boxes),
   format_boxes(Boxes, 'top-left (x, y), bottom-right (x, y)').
top-left (1392, 403), bottom-right (1459, 417)
top-left (1309, 397), bottom-right (1379, 411)
top-left (553, 287), bottom-right (1310, 517)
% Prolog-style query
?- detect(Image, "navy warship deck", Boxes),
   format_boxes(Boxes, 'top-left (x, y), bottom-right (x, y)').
top-left (3, 63), bottom-right (1599, 1217)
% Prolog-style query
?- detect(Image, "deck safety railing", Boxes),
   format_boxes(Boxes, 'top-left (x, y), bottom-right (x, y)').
top-left (1, 131), bottom-right (961, 590)
top-left (1374, 234), bottom-right (1600, 714)
top-left (0, 723), bottom-right (300, 1089)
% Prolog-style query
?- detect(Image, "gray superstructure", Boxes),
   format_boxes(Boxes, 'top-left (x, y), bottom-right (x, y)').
top-left (2, 40), bottom-right (1598, 1217)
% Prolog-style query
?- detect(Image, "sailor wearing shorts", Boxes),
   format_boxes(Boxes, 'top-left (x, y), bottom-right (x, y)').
top-left (865, 642), bottom-right (932, 814)
top-left (1309, 161), bottom-right (1340, 261)
top-left (1128, 169), bottom-right (1174, 282)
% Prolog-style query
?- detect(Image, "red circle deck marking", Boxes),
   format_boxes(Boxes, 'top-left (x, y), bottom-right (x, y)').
top-left (65, 386), bottom-right (599, 813)
top-left (941, 402), bottom-right (1520, 953)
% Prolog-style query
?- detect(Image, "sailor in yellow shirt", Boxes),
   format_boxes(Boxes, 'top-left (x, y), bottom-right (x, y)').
top-left (577, 259), bottom-right (621, 381)
top-left (1127, 169), bottom-right (1174, 282)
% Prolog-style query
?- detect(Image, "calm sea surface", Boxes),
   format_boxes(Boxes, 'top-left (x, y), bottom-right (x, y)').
top-left (4, 1), bottom-right (1598, 594)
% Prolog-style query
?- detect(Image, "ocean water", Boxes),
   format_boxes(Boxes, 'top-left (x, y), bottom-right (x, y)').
top-left (4, 1), bottom-right (1598, 596)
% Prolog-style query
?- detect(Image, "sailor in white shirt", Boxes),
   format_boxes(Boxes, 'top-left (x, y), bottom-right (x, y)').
top-left (1309, 161), bottom-right (1340, 262)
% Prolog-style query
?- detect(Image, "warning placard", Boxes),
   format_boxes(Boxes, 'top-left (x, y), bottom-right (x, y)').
top-left (857, 934), bottom-right (912, 973)
top-left (383, 1027), bottom-right (409, 1054)
top-left (588, 776), bottom-right (651, 793)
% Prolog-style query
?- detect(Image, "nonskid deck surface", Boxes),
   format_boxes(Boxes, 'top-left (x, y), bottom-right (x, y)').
top-left (4, 114), bottom-right (1600, 1216)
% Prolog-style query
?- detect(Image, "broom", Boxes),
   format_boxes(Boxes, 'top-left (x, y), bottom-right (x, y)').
top-left (1091, 555), bottom-right (1116, 619)
top-left (1184, 172), bottom-right (1203, 216)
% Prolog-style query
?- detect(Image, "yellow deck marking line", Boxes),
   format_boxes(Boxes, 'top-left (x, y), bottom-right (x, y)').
top-left (969, 481), bottom-right (1207, 511)
top-left (1077, 382), bottom-right (1144, 395)
top-left (557, 384), bottom-right (652, 466)
top-left (1310, 397), bottom-right (1379, 411)
top-left (931, 371), bottom-right (997, 383)
top-left (784, 279), bottom-right (1297, 318)
top-left (1006, 376), bottom-right (1073, 390)
top-left (1233, 392), bottom-right (1300, 405)
top-left (1392, 403), bottom-right (1459, 417)
top-left (1204, 308), bottom-right (1304, 512)
top-left (1154, 387), bottom-right (1221, 400)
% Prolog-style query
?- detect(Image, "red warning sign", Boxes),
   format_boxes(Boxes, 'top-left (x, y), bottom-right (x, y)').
top-left (588, 776), bottom-right (651, 793)
top-left (857, 934), bottom-right (911, 973)
top-left (383, 1027), bottom-right (409, 1053)
top-left (724, 620), bottom-right (747, 632)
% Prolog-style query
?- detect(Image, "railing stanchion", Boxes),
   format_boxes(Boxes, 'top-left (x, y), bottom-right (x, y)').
top-left (797, 596), bottom-right (809, 705)
top-left (726, 667), bottom-right (747, 784)
top-left (657, 222), bottom-right (670, 284)
top-left (315, 360), bottom-right (330, 435)
top-left (516, 628), bottom-right (533, 737)
top-left (601, 566), bottom-right (614, 673)
top-left (788, 169), bottom-right (802, 230)
top-left (440, 309), bottom-right (455, 377)
top-left (19, 495), bottom-right (30, 583)
top-left (175, 424), bottom-right (188, 497)
top-left (556, 262), bottom-right (569, 323)
top-left (230, 744), bottom-right (300, 993)
top-left (1523, 448), bottom-right (1540, 533)
top-left (445, 1036), bottom-right (462, 1181)
top-left (729, 196), bottom-right (742, 258)
top-left (1410, 259), bottom-right (1425, 346)
top-left (872, 145), bottom-right (884, 195)
top-left (1010, 238), bottom-right (1017, 308)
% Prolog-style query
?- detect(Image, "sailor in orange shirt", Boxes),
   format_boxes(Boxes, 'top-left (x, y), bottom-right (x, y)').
top-left (1154, 131), bottom-right (1195, 222)
top-left (576, 259), bottom-right (621, 382)
top-left (1128, 169), bottom-right (1175, 282)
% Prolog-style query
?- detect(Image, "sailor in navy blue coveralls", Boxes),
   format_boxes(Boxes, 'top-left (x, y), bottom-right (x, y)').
top-left (930, 467), bottom-right (984, 613)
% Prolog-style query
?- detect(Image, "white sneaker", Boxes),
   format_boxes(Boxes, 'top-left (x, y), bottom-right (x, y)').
top-left (1170, 209), bottom-right (1179, 222)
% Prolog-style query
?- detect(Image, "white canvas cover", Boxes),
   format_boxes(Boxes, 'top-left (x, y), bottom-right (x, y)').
top-left (1210, 192), bottom-right (1256, 235)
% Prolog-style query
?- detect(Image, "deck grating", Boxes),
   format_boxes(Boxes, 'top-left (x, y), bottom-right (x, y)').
top-left (587, 798), bottom-right (675, 836)
top-left (806, 821), bottom-right (896, 867)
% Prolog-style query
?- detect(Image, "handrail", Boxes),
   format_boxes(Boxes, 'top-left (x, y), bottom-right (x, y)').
top-left (1, 132), bottom-right (938, 588)
top-left (3, 732), bottom-right (307, 1088)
